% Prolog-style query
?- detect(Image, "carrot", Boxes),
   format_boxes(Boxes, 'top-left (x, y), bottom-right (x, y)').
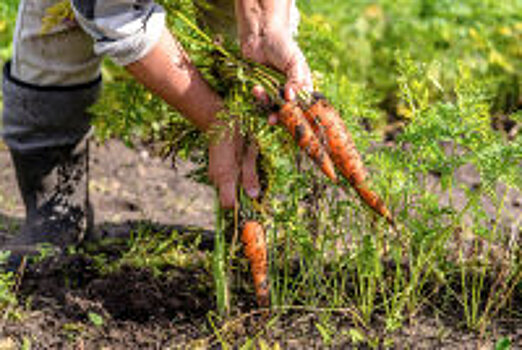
top-left (241, 220), bottom-right (269, 307)
top-left (303, 95), bottom-right (394, 225)
top-left (278, 102), bottom-right (338, 183)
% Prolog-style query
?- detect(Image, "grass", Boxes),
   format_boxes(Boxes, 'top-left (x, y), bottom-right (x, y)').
top-left (0, 0), bottom-right (521, 347)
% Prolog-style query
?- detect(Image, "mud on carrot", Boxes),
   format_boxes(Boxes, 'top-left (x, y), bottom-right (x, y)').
top-left (278, 102), bottom-right (338, 183)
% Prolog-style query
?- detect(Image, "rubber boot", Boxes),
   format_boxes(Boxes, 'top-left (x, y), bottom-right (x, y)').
top-left (1, 62), bottom-right (100, 269)
top-left (4, 137), bottom-right (92, 258)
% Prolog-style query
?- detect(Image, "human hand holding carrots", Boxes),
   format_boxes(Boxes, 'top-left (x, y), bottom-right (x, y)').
top-left (236, 13), bottom-right (393, 224)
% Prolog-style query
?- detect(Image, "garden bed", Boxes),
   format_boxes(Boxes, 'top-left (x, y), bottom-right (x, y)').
top-left (0, 140), bottom-right (520, 349)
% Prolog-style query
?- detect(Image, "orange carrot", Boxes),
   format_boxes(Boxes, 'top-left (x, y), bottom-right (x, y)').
top-left (278, 102), bottom-right (338, 183)
top-left (303, 96), bottom-right (394, 225)
top-left (241, 221), bottom-right (269, 307)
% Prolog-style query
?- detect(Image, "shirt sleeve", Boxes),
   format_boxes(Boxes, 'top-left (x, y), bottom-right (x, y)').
top-left (71, 0), bottom-right (166, 66)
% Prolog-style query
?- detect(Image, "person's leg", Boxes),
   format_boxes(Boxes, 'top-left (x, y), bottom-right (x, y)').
top-left (2, 0), bottom-right (102, 264)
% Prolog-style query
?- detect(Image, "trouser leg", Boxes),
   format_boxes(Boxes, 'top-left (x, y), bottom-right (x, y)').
top-left (11, 0), bottom-right (102, 85)
top-left (1, 0), bottom-right (102, 262)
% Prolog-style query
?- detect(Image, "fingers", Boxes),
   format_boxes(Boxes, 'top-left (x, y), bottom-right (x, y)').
top-left (210, 166), bottom-right (238, 209)
top-left (241, 141), bottom-right (261, 199)
top-left (250, 35), bottom-right (313, 126)
top-left (208, 128), bottom-right (261, 209)
top-left (253, 84), bottom-right (279, 125)
top-left (208, 135), bottom-right (239, 209)
top-left (218, 178), bottom-right (238, 209)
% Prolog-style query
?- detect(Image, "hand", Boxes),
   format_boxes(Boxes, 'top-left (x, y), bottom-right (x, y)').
top-left (208, 122), bottom-right (260, 209)
top-left (125, 29), bottom-right (260, 209)
top-left (241, 27), bottom-right (313, 103)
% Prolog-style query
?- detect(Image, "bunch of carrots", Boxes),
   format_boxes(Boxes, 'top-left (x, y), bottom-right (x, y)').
top-left (277, 93), bottom-right (394, 226)
top-left (175, 12), bottom-right (394, 309)
top-left (241, 93), bottom-right (395, 308)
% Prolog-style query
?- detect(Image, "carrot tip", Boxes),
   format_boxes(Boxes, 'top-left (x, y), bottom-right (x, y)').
top-left (386, 215), bottom-right (397, 229)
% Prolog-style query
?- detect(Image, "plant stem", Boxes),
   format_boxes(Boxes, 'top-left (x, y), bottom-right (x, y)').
top-left (213, 196), bottom-right (230, 316)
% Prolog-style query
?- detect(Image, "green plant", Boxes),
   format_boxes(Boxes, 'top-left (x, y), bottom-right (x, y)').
top-left (0, 251), bottom-right (18, 320)
top-left (97, 223), bottom-right (210, 275)
top-left (100, 0), bottom-right (520, 345)
top-left (87, 311), bottom-right (104, 328)
top-left (213, 200), bottom-right (231, 316)
top-left (495, 337), bottom-right (511, 350)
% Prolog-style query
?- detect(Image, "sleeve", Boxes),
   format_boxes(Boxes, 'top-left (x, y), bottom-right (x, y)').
top-left (71, 0), bottom-right (166, 66)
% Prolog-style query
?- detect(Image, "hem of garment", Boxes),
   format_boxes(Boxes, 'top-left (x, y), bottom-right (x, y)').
top-left (3, 61), bottom-right (102, 91)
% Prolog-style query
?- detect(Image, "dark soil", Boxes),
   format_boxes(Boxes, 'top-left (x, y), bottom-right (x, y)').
top-left (1, 252), bottom-right (215, 348)
top-left (2, 249), bottom-right (521, 349)
top-left (0, 139), bottom-right (221, 348)
top-left (0, 139), bottom-right (521, 348)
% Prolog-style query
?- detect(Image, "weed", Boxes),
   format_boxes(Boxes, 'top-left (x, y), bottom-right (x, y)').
top-left (97, 222), bottom-right (211, 275)
top-left (0, 251), bottom-right (18, 321)
top-left (87, 311), bottom-right (104, 328)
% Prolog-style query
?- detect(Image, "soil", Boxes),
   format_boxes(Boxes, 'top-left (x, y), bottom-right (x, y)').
top-left (0, 138), bottom-right (520, 349)
top-left (0, 139), bottom-right (221, 348)
top-left (0, 139), bottom-right (215, 231)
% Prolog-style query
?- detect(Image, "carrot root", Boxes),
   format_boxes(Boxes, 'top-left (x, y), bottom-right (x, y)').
top-left (355, 184), bottom-right (395, 226)
top-left (304, 95), bottom-right (394, 224)
top-left (241, 221), bottom-right (269, 307)
top-left (279, 102), bottom-right (338, 183)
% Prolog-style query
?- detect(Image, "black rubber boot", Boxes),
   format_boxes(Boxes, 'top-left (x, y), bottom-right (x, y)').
top-left (3, 136), bottom-right (92, 261)
top-left (1, 62), bottom-right (100, 269)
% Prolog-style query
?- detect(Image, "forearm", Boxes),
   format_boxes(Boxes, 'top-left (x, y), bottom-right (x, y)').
top-left (125, 28), bottom-right (223, 132)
